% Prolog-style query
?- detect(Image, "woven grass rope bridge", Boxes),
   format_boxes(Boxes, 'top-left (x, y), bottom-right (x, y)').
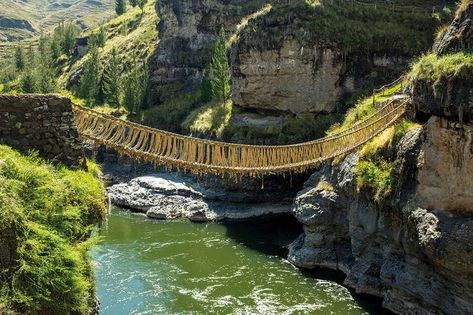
top-left (73, 99), bottom-right (408, 178)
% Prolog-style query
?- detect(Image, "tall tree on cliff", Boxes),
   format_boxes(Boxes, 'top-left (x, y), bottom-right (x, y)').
top-left (115, 0), bottom-right (126, 15)
top-left (210, 27), bottom-right (231, 104)
top-left (102, 48), bottom-right (122, 108)
top-left (79, 47), bottom-right (102, 107)
top-left (123, 59), bottom-right (148, 114)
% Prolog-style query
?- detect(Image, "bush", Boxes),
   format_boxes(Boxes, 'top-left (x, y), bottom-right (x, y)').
top-left (0, 145), bottom-right (106, 314)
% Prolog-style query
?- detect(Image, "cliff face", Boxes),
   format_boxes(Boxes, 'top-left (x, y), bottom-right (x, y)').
top-left (434, 1), bottom-right (473, 55)
top-left (149, 0), bottom-right (273, 104)
top-left (150, 0), bottom-right (442, 114)
top-left (288, 121), bottom-right (473, 314)
top-left (288, 4), bottom-right (473, 314)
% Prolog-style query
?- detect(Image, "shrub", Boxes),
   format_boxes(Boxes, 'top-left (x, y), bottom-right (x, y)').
top-left (0, 145), bottom-right (106, 314)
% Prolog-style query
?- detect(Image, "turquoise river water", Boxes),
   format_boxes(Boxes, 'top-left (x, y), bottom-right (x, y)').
top-left (90, 208), bottom-right (387, 315)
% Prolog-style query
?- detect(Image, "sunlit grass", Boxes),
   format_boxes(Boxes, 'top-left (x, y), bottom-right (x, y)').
top-left (182, 100), bottom-right (233, 137)
top-left (0, 145), bottom-right (106, 314)
top-left (326, 83), bottom-right (403, 136)
top-left (409, 51), bottom-right (473, 81)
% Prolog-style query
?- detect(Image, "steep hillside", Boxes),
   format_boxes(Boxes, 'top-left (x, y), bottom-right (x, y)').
top-left (0, 0), bottom-right (114, 42)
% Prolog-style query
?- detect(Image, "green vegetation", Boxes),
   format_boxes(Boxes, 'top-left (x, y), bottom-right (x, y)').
top-left (123, 59), bottom-right (149, 114)
top-left (79, 47), bottom-right (102, 106)
top-left (355, 119), bottom-right (420, 201)
top-left (115, 0), bottom-right (127, 16)
top-left (211, 28), bottom-right (231, 104)
top-left (244, 0), bottom-right (451, 56)
top-left (183, 100), bottom-right (233, 137)
top-left (63, 0), bottom-right (158, 111)
top-left (0, 145), bottom-right (106, 314)
top-left (103, 48), bottom-right (123, 108)
top-left (409, 51), bottom-right (473, 81)
top-left (327, 83), bottom-right (403, 135)
top-left (140, 92), bottom-right (201, 132)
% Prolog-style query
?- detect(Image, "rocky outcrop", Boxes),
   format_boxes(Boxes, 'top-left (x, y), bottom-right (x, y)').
top-left (107, 172), bottom-right (292, 222)
top-left (416, 117), bottom-right (473, 214)
top-left (0, 94), bottom-right (85, 168)
top-left (231, 41), bottom-right (354, 113)
top-left (410, 69), bottom-right (473, 122)
top-left (434, 1), bottom-right (473, 55)
top-left (288, 122), bottom-right (473, 314)
top-left (149, 0), bottom-right (274, 103)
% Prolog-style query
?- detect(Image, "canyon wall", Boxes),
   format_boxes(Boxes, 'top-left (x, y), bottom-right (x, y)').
top-left (288, 3), bottom-right (473, 314)
top-left (0, 94), bottom-right (85, 168)
top-left (150, 0), bottom-right (440, 114)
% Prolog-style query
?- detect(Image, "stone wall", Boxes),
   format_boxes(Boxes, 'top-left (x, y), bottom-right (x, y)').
top-left (0, 94), bottom-right (85, 168)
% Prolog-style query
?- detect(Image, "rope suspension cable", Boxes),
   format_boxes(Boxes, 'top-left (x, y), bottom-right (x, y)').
top-left (72, 98), bottom-right (408, 177)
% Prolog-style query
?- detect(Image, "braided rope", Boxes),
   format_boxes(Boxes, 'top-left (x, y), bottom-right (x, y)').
top-left (72, 99), bottom-right (407, 177)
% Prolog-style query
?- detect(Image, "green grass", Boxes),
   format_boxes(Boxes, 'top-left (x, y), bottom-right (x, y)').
top-left (241, 0), bottom-right (451, 57)
top-left (0, 145), bottom-right (106, 314)
top-left (327, 83), bottom-right (403, 135)
top-left (182, 100), bottom-right (233, 137)
top-left (139, 91), bottom-right (201, 132)
top-left (355, 119), bottom-right (420, 201)
top-left (409, 51), bottom-right (473, 81)
top-left (61, 0), bottom-right (158, 89)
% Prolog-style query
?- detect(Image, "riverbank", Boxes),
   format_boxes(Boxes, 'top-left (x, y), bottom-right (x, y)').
top-left (0, 145), bottom-right (107, 314)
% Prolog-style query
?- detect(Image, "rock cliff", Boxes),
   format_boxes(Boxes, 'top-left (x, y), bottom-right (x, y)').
top-left (149, 0), bottom-right (273, 103)
top-left (150, 0), bottom-right (443, 115)
top-left (288, 3), bottom-right (473, 313)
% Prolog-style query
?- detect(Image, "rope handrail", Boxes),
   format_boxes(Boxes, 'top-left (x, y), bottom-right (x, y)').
top-left (72, 99), bottom-right (408, 177)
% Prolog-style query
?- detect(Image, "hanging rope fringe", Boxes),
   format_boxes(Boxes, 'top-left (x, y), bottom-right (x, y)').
top-left (72, 100), bottom-right (407, 177)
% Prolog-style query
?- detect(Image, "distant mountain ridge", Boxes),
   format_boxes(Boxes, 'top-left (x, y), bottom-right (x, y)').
top-left (0, 0), bottom-right (115, 41)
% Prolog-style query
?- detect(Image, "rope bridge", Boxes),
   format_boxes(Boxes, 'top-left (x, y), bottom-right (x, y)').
top-left (73, 99), bottom-right (407, 178)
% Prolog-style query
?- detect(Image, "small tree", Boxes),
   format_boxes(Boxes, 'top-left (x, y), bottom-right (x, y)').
top-left (89, 27), bottom-right (107, 48)
top-left (138, 0), bottom-right (146, 15)
top-left (129, 0), bottom-right (138, 6)
top-left (20, 70), bottom-right (39, 93)
top-left (14, 45), bottom-right (25, 71)
top-left (210, 27), bottom-right (231, 104)
top-left (79, 46), bottom-right (102, 107)
top-left (123, 59), bottom-right (148, 114)
top-left (102, 48), bottom-right (122, 108)
top-left (115, 0), bottom-right (126, 15)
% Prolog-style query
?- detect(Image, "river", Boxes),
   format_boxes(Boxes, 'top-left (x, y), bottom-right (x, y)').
top-left (90, 208), bottom-right (387, 315)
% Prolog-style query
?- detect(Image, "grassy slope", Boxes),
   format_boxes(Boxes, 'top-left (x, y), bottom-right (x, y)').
top-left (0, 145), bottom-right (106, 314)
top-left (60, 0), bottom-right (158, 99)
top-left (409, 51), bottom-right (473, 81)
top-left (0, 0), bottom-right (115, 41)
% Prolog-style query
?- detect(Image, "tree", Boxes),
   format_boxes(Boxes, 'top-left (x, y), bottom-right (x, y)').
top-left (79, 46), bottom-right (102, 107)
top-left (129, 0), bottom-right (138, 6)
top-left (14, 45), bottom-right (25, 71)
top-left (115, 0), bottom-right (126, 15)
top-left (138, 0), bottom-right (146, 15)
top-left (102, 48), bottom-right (122, 108)
top-left (200, 69), bottom-right (213, 103)
top-left (210, 27), bottom-right (231, 104)
top-left (123, 59), bottom-right (148, 114)
top-left (20, 70), bottom-right (39, 93)
top-left (89, 27), bottom-right (107, 48)
top-left (62, 23), bottom-right (80, 55)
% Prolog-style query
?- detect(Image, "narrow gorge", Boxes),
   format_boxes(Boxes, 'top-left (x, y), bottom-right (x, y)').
top-left (0, 0), bottom-right (472, 314)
